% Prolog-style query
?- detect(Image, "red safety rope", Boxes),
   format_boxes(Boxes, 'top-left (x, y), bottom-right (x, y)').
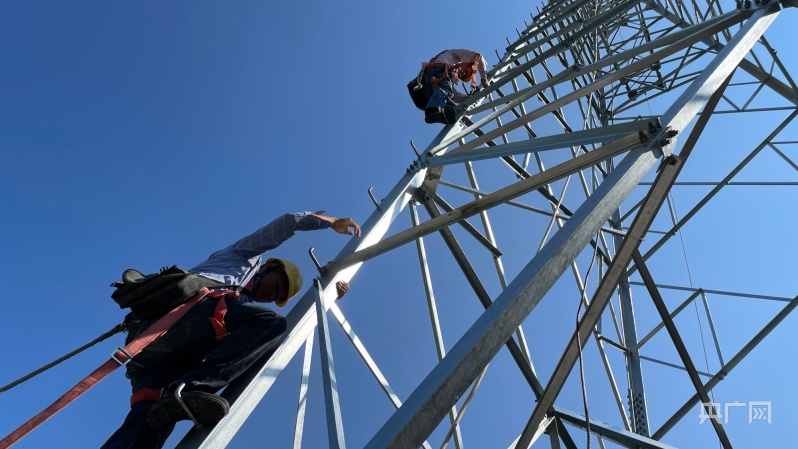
top-left (0, 288), bottom-right (212, 449)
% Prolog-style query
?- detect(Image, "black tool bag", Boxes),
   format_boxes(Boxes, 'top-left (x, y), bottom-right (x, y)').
top-left (408, 74), bottom-right (429, 111)
top-left (111, 265), bottom-right (229, 319)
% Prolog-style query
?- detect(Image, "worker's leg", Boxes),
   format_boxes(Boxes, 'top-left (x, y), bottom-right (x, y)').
top-left (173, 300), bottom-right (287, 392)
top-left (426, 80), bottom-right (454, 111)
top-left (424, 68), bottom-right (456, 124)
top-left (104, 300), bottom-right (221, 446)
top-left (102, 369), bottom-right (185, 449)
top-left (101, 401), bottom-right (175, 449)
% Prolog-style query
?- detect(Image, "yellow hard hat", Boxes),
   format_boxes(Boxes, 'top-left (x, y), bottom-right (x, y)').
top-left (265, 258), bottom-right (303, 307)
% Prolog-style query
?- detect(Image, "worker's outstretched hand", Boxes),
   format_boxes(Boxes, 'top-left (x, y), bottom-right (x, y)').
top-left (313, 211), bottom-right (361, 237)
top-left (335, 281), bottom-right (350, 299)
top-left (331, 217), bottom-right (361, 237)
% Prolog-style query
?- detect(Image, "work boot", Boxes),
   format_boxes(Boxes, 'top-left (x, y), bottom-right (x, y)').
top-left (424, 107), bottom-right (445, 124)
top-left (443, 105), bottom-right (457, 124)
top-left (147, 390), bottom-right (229, 429)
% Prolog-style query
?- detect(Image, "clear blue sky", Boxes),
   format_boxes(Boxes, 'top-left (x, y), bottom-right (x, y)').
top-left (2, 1), bottom-right (796, 448)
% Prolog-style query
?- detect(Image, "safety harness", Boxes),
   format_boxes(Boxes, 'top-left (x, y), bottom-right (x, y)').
top-left (426, 52), bottom-right (483, 90)
top-left (0, 288), bottom-right (214, 449)
top-left (128, 287), bottom-right (243, 405)
top-left (408, 51), bottom-right (483, 111)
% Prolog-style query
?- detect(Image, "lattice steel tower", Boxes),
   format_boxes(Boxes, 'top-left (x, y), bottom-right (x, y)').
top-left (177, 0), bottom-right (798, 447)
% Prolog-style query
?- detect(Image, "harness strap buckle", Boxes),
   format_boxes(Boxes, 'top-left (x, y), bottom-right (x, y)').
top-left (111, 347), bottom-right (134, 366)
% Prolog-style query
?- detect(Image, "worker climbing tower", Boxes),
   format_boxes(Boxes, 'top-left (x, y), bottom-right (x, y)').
top-left (3, 0), bottom-right (795, 448)
top-left (164, 0), bottom-right (797, 447)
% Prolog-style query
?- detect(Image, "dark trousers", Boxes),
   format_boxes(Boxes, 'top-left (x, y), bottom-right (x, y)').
top-left (102, 297), bottom-right (287, 449)
top-left (422, 66), bottom-right (455, 112)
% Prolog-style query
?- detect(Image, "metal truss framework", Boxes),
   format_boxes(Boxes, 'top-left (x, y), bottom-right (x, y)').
top-left (176, 0), bottom-right (797, 447)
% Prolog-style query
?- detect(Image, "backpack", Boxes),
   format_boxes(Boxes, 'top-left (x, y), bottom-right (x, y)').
top-left (407, 76), bottom-right (429, 111)
top-left (110, 265), bottom-right (233, 319)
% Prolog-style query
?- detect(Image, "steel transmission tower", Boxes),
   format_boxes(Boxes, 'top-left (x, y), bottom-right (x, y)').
top-left (177, 0), bottom-right (797, 448)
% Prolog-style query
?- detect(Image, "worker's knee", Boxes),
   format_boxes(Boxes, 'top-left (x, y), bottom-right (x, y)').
top-left (271, 314), bottom-right (287, 336)
top-left (252, 309), bottom-right (286, 339)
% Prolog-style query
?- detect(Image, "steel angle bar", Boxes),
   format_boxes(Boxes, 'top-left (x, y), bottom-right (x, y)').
top-left (478, 0), bottom-right (640, 101)
top-left (700, 291), bottom-right (725, 367)
top-left (177, 283), bottom-right (333, 449)
top-left (463, 64), bottom-right (573, 118)
top-left (516, 0), bottom-right (592, 42)
top-left (313, 281), bottom-right (347, 449)
top-left (432, 194), bottom-right (503, 257)
top-left (738, 58), bottom-right (798, 106)
top-left (424, 196), bottom-right (588, 449)
top-left (547, 419), bottom-right (563, 449)
top-left (455, 119), bottom-right (593, 231)
top-left (505, 417), bottom-right (557, 449)
top-left (620, 63), bottom-right (730, 245)
top-left (514, 10), bottom-right (779, 446)
top-left (626, 281), bottom-right (794, 302)
top-left (598, 335), bottom-right (629, 352)
top-left (633, 251), bottom-right (732, 447)
top-left (410, 205), bottom-right (464, 449)
top-left (615, 277), bottom-right (650, 435)
top-left (436, 10), bottom-right (750, 155)
top-left (514, 153), bottom-right (686, 449)
top-left (421, 194), bottom-right (562, 442)
top-left (324, 131), bottom-right (646, 276)
top-left (562, 241), bottom-right (631, 432)
top-left (464, 163), bottom-right (535, 363)
top-left (457, 9), bottom-right (725, 140)
top-left (552, 407), bottom-right (678, 449)
top-left (327, 300), bottom-right (437, 449)
top-left (593, 336), bottom-right (633, 431)
top-left (496, 16), bottom-right (585, 73)
top-left (638, 355), bottom-right (713, 377)
top-left (631, 289), bottom-right (702, 352)
top-left (634, 66), bottom-right (798, 277)
top-left (741, 75), bottom-right (768, 110)
top-left (768, 143), bottom-right (798, 172)
top-left (419, 196), bottom-right (546, 397)
top-left (640, 181), bottom-right (798, 185)
top-left (759, 36), bottom-right (798, 93)
top-left (292, 333), bottom-right (314, 449)
top-left (643, 0), bottom-right (798, 106)
top-left (424, 121), bottom-right (655, 167)
top-left (437, 180), bottom-right (626, 237)
top-left (410, 203), bottom-right (448, 363)
top-left (652, 294), bottom-right (798, 439)
top-left (327, 302), bottom-right (402, 409)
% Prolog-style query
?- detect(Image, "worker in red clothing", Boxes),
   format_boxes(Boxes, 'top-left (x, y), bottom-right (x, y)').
top-left (408, 49), bottom-right (489, 125)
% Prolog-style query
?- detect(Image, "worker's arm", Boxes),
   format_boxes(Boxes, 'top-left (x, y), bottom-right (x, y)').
top-left (225, 211), bottom-right (348, 258)
top-left (476, 52), bottom-right (489, 88)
